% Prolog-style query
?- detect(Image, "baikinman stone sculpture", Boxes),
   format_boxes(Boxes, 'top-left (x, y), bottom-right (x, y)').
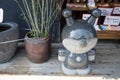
top-left (58, 8), bottom-right (101, 75)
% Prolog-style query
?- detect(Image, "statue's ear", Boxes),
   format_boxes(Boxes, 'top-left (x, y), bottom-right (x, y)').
top-left (62, 8), bottom-right (72, 18)
top-left (86, 8), bottom-right (101, 25)
top-left (62, 8), bottom-right (74, 26)
top-left (91, 8), bottom-right (101, 18)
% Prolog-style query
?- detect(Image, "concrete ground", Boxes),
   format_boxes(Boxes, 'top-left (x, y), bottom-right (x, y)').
top-left (0, 40), bottom-right (120, 80)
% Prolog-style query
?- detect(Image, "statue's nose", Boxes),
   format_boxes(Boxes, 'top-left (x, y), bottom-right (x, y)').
top-left (79, 39), bottom-right (87, 48)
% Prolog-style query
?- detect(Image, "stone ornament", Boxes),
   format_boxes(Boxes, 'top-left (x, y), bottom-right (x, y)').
top-left (58, 8), bottom-right (101, 75)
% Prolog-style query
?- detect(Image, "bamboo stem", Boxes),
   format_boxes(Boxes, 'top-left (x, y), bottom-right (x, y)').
top-left (15, 0), bottom-right (64, 38)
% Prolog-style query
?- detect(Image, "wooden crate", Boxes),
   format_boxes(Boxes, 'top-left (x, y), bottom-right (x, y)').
top-left (97, 30), bottom-right (120, 39)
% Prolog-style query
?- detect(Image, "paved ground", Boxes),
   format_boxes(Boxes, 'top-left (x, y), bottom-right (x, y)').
top-left (0, 40), bottom-right (120, 80)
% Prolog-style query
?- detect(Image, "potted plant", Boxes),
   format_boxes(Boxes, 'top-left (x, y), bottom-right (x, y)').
top-left (14, 0), bottom-right (64, 63)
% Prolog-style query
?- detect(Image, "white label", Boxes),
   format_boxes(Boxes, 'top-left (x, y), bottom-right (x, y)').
top-left (99, 8), bottom-right (113, 16)
top-left (104, 16), bottom-right (120, 26)
top-left (0, 8), bottom-right (3, 23)
top-left (82, 14), bottom-right (98, 26)
top-left (94, 25), bottom-right (101, 31)
top-left (87, 0), bottom-right (95, 7)
top-left (112, 7), bottom-right (120, 14)
top-left (76, 0), bottom-right (80, 2)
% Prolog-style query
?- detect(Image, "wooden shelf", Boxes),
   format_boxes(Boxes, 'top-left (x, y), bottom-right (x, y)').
top-left (97, 30), bottom-right (120, 39)
top-left (65, 0), bottom-right (120, 39)
top-left (66, 3), bottom-right (96, 11)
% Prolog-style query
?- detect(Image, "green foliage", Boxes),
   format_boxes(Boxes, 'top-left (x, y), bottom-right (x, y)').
top-left (29, 30), bottom-right (47, 38)
top-left (14, 0), bottom-right (64, 38)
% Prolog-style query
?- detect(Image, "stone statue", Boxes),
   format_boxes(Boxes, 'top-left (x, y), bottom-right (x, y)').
top-left (58, 8), bottom-right (101, 75)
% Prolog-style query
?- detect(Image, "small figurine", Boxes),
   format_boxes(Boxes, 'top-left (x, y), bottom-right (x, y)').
top-left (58, 8), bottom-right (101, 75)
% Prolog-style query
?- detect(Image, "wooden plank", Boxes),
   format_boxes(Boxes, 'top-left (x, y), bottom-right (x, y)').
top-left (97, 31), bottom-right (120, 39)
top-left (96, 43), bottom-right (117, 49)
top-left (0, 75), bottom-right (120, 80)
top-left (66, 3), bottom-right (89, 11)
top-left (0, 42), bottom-right (119, 80)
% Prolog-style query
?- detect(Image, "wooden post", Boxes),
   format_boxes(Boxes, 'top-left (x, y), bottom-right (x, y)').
top-left (67, 0), bottom-right (71, 3)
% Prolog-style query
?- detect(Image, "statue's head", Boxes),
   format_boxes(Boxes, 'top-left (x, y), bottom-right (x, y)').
top-left (62, 8), bottom-right (101, 54)
top-left (63, 29), bottom-right (97, 54)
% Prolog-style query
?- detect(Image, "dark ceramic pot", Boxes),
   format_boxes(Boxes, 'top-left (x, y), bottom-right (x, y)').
top-left (0, 22), bottom-right (19, 63)
top-left (25, 33), bottom-right (51, 63)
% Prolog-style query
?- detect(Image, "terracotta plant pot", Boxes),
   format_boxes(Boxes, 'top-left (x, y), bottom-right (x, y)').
top-left (0, 22), bottom-right (19, 63)
top-left (25, 33), bottom-right (51, 63)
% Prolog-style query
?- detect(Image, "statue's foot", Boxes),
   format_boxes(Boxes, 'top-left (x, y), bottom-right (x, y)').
top-left (62, 63), bottom-right (76, 75)
top-left (62, 63), bottom-right (91, 75)
top-left (77, 64), bottom-right (91, 75)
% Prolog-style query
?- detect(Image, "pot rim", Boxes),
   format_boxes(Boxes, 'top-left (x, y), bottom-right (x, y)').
top-left (25, 32), bottom-right (50, 41)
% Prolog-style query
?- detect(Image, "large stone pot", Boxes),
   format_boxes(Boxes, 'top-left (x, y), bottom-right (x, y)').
top-left (0, 22), bottom-right (19, 63)
top-left (25, 33), bottom-right (51, 63)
